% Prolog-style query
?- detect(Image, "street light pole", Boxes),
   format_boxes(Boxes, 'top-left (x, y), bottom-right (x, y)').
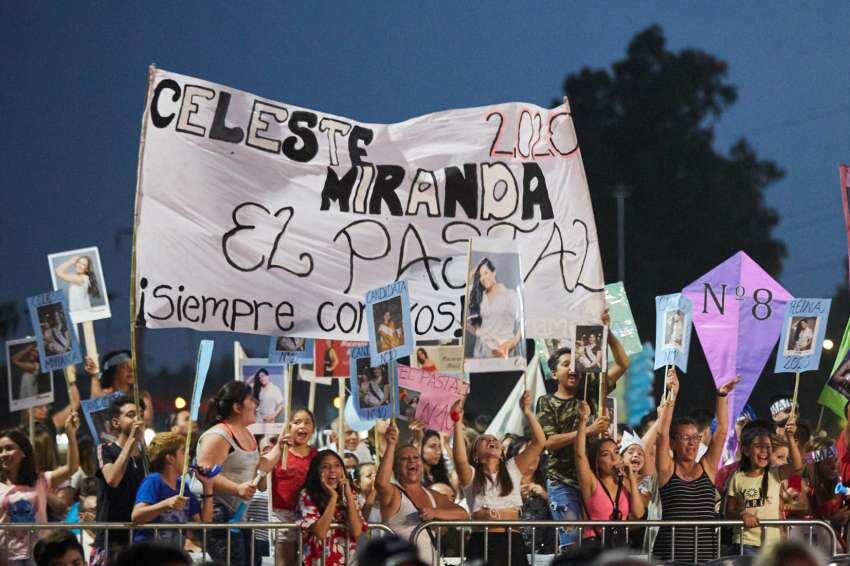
top-left (612, 184), bottom-right (631, 283)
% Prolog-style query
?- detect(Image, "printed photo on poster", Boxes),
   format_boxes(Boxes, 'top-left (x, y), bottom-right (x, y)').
top-left (829, 349), bottom-right (850, 398)
top-left (463, 239), bottom-right (526, 373)
top-left (268, 336), bottom-right (314, 364)
top-left (81, 392), bottom-right (123, 446)
top-left (412, 339), bottom-right (463, 375)
top-left (296, 364), bottom-right (333, 386)
top-left (604, 395), bottom-right (618, 440)
top-left (313, 340), bottom-right (364, 377)
top-left (6, 338), bottom-right (54, 412)
top-left (397, 387), bottom-right (421, 421)
top-left (47, 246), bottom-right (111, 324)
top-left (365, 281), bottom-right (412, 367)
top-left (784, 316), bottom-right (818, 356)
top-left (350, 347), bottom-right (394, 421)
top-left (239, 359), bottom-right (287, 435)
top-left (27, 290), bottom-right (81, 373)
top-left (570, 323), bottom-right (608, 374)
top-left (663, 309), bottom-right (686, 351)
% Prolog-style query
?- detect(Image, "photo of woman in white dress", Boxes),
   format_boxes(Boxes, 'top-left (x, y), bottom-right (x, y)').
top-left (54, 255), bottom-right (102, 313)
top-left (249, 367), bottom-right (284, 423)
top-left (11, 342), bottom-right (40, 400)
top-left (787, 316), bottom-right (816, 355)
top-left (466, 257), bottom-right (521, 359)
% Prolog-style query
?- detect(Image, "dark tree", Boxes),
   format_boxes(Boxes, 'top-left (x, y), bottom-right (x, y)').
top-left (560, 26), bottom-right (787, 418)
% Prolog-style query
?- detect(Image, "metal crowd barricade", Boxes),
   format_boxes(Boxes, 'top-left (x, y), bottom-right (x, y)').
top-left (0, 522), bottom-right (394, 565)
top-left (410, 519), bottom-right (842, 564)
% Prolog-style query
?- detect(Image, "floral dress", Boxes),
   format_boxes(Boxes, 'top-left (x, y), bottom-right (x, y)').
top-left (297, 491), bottom-right (366, 566)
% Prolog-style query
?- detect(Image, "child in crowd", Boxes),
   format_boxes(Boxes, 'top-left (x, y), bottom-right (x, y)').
top-left (131, 432), bottom-right (214, 545)
top-left (272, 408), bottom-right (317, 566)
top-left (356, 462), bottom-right (378, 522)
top-left (0, 412), bottom-right (80, 564)
top-left (297, 450), bottom-right (365, 566)
top-left (725, 418), bottom-right (802, 555)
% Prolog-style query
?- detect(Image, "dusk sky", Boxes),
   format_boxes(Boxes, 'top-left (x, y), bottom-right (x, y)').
top-left (3, 2), bottom-right (849, 373)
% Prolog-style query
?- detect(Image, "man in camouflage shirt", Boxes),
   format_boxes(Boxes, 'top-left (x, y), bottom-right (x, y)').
top-left (536, 309), bottom-right (629, 550)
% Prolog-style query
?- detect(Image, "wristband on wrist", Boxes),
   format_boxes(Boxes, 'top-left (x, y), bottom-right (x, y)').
top-left (716, 391), bottom-right (728, 397)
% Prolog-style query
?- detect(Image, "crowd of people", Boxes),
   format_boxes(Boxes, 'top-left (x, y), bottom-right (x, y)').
top-left (0, 329), bottom-right (847, 566)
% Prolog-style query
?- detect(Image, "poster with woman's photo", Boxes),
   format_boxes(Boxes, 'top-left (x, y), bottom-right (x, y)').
top-left (365, 281), bottom-right (412, 367)
top-left (350, 346), bottom-right (394, 420)
top-left (5, 337), bottom-right (54, 412)
top-left (412, 339), bottom-right (463, 376)
top-left (238, 359), bottom-right (288, 435)
top-left (47, 246), bottom-right (111, 324)
top-left (775, 298), bottom-right (831, 373)
top-left (397, 386), bottom-right (421, 422)
top-left (570, 323), bottom-right (608, 374)
top-left (313, 340), bottom-right (365, 377)
top-left (463, 238), bottom-right (526, 373)
top-left (828, 348), bottom-right (850, 399)
top-left (27, 290), bottom-right (81, 372)
top-left (81, 392), bottom-right (122, 446)
top-left (268, 336), bottom-right (314, 364)
top-left (654, 293), bottom-right (693, 372)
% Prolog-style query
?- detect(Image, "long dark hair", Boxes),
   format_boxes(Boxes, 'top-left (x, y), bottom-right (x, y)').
top-left (100, 350), bottom-right (131, 389)
top-left (201, 381), bottom-right (253, 431)
top-left (0, 429), bottom-right (38, 487)
top-left (467, 258), bottom-right (495, 330)
top-left (79, 255), bottom-right (101, 299)
top-left (587, 437), bottom-right (619, 479)
top-left (470, 434), bottom-right (512, 497)
top-left (809, 436), bottom-right (838, 504)
top-left (302, 449), bottom-right (345, 513)
top-left (251, 369), bottom-right (269, 402)
top-left (737, 420), bottom-right (776, 505)
top-left (421, 430), bottom-right (451, 487)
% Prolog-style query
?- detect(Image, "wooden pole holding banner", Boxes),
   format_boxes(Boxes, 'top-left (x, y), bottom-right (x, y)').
top-left (281, 364), bottom-right (294, 470)
top-left (816, 405), bottom-right (825, 432)
top-left (389, 359), bottom-right (397, 427)
top-left (178, 425), bottom-right (194, 498)
top-left (129, 65), bottom-right (156, 477)
top-left (307, 381), bottom-right (316, 413)
top-left (178, 340), bottom-right (214, 497)
top-left (337, 379), bottom-right (345, 454)
top-left (791, 371), bottom-right (801, 421)
top-left (28, 409), bottom-right (35, 445)
top-left (81, 321), bottom-right (99, 368)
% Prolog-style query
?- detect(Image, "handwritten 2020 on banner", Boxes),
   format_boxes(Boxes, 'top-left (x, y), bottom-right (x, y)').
top-left (133, 67), bottom-right (605, 341)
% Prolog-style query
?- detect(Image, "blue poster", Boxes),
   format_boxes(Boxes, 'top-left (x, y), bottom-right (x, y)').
top-left (365, 281), bottom-right (412, 367)
top-left (81, 392), bottom-right (122, 446)
top-left (191, 340), bottom-right (215, 421)
top-left (653, 293), bottom-right (693, 372)
top-left (350, 346), bottom-right (394, 421)
top-left (268, 336), bottom-right (314, 364)
top-left (27, 289), bottom-right (81, 373)
top-left (774, 298), bottom-right (831, 373)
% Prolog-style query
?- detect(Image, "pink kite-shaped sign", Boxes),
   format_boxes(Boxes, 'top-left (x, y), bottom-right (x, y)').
top-left (683, 251), bottom-right (792, 442)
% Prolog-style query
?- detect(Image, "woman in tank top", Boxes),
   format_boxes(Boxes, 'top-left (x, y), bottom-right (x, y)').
top-left (196, 381), bottom-right (289, 565)
top-left (453, 391), bottom-right (545, 566)
top-left (376, 422), bottom-right (467, 564)
top-left (653, 368), bottom-right (739, 563)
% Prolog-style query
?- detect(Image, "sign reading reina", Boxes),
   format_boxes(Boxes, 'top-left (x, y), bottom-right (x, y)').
top-left (134, 66), bottom-right (605, 341)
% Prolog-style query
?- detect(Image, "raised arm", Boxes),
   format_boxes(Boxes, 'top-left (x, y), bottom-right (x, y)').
top-left (375, 421), bottom-right (400, 512)
top-left (451, 398), bottom-right (474, 488)
top-left (624, 464), bottom-right (646, 519)
top-left (574, 401), bottom-right (596, 500)
top-left (703, 377), bottom-right (740, 475)
top-left (515, 391), bottom-right (545, 477)
top-left (639, 410), bottom-right (662, 477)
top-left (11, 344), bottom-right (39, 374)
top-left (655, 368), bottom-right (679, 486)
top-left (779, 416), bottom-right (804, 478)
top-left (51, 379), bottom-right (80, 431)
top-left (84, 356), bottom-right (104, 398)
top-left (602, 308), bottom-right (629, 384)
top-left (55, 256), bottom-right (85, 285)
top-left (50, 412), bottom-right (80, 487)
top-left (342, 477), bottom-right (364, 538)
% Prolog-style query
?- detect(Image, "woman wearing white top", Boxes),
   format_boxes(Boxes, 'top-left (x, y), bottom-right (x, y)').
top-left (376, 422), bottom-right (467, 564)
top-left (453, 391), bottom-right (545, 566)
top-left (54, 255), bottom-right (101, 313)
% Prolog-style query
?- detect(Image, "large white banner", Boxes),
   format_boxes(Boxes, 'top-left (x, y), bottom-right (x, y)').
top-left (134, 67), bottom-right (605, 341)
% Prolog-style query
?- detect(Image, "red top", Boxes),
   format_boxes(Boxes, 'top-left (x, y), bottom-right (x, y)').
top-left (272, 446), bottom-right (318, 510)
top-left (835, 432), bottom-right (850, 484)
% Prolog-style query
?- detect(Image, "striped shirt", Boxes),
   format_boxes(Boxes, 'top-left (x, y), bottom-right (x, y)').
top-left (653, 463), bottom-right (718, 563)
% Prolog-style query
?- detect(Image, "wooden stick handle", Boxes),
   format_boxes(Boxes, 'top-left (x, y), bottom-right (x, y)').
top-left (178, 425), bottom-right (193, 497)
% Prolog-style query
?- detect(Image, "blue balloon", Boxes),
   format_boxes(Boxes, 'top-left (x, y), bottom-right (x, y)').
top-left (344, 395), bottom-right (375, 432)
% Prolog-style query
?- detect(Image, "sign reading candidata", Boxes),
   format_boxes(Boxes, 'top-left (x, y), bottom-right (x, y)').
top-left (133, 67), bottom-right (605, 341)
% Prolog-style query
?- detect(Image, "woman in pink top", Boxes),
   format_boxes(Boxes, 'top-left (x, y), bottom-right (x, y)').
top-left (576, 401), bottom-right (644, 544)
top-left (0, 413), bottom-right (80, 564)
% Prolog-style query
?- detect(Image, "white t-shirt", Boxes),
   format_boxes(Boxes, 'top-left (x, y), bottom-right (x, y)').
top-left (463, 457), bottom-right (523, 513)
